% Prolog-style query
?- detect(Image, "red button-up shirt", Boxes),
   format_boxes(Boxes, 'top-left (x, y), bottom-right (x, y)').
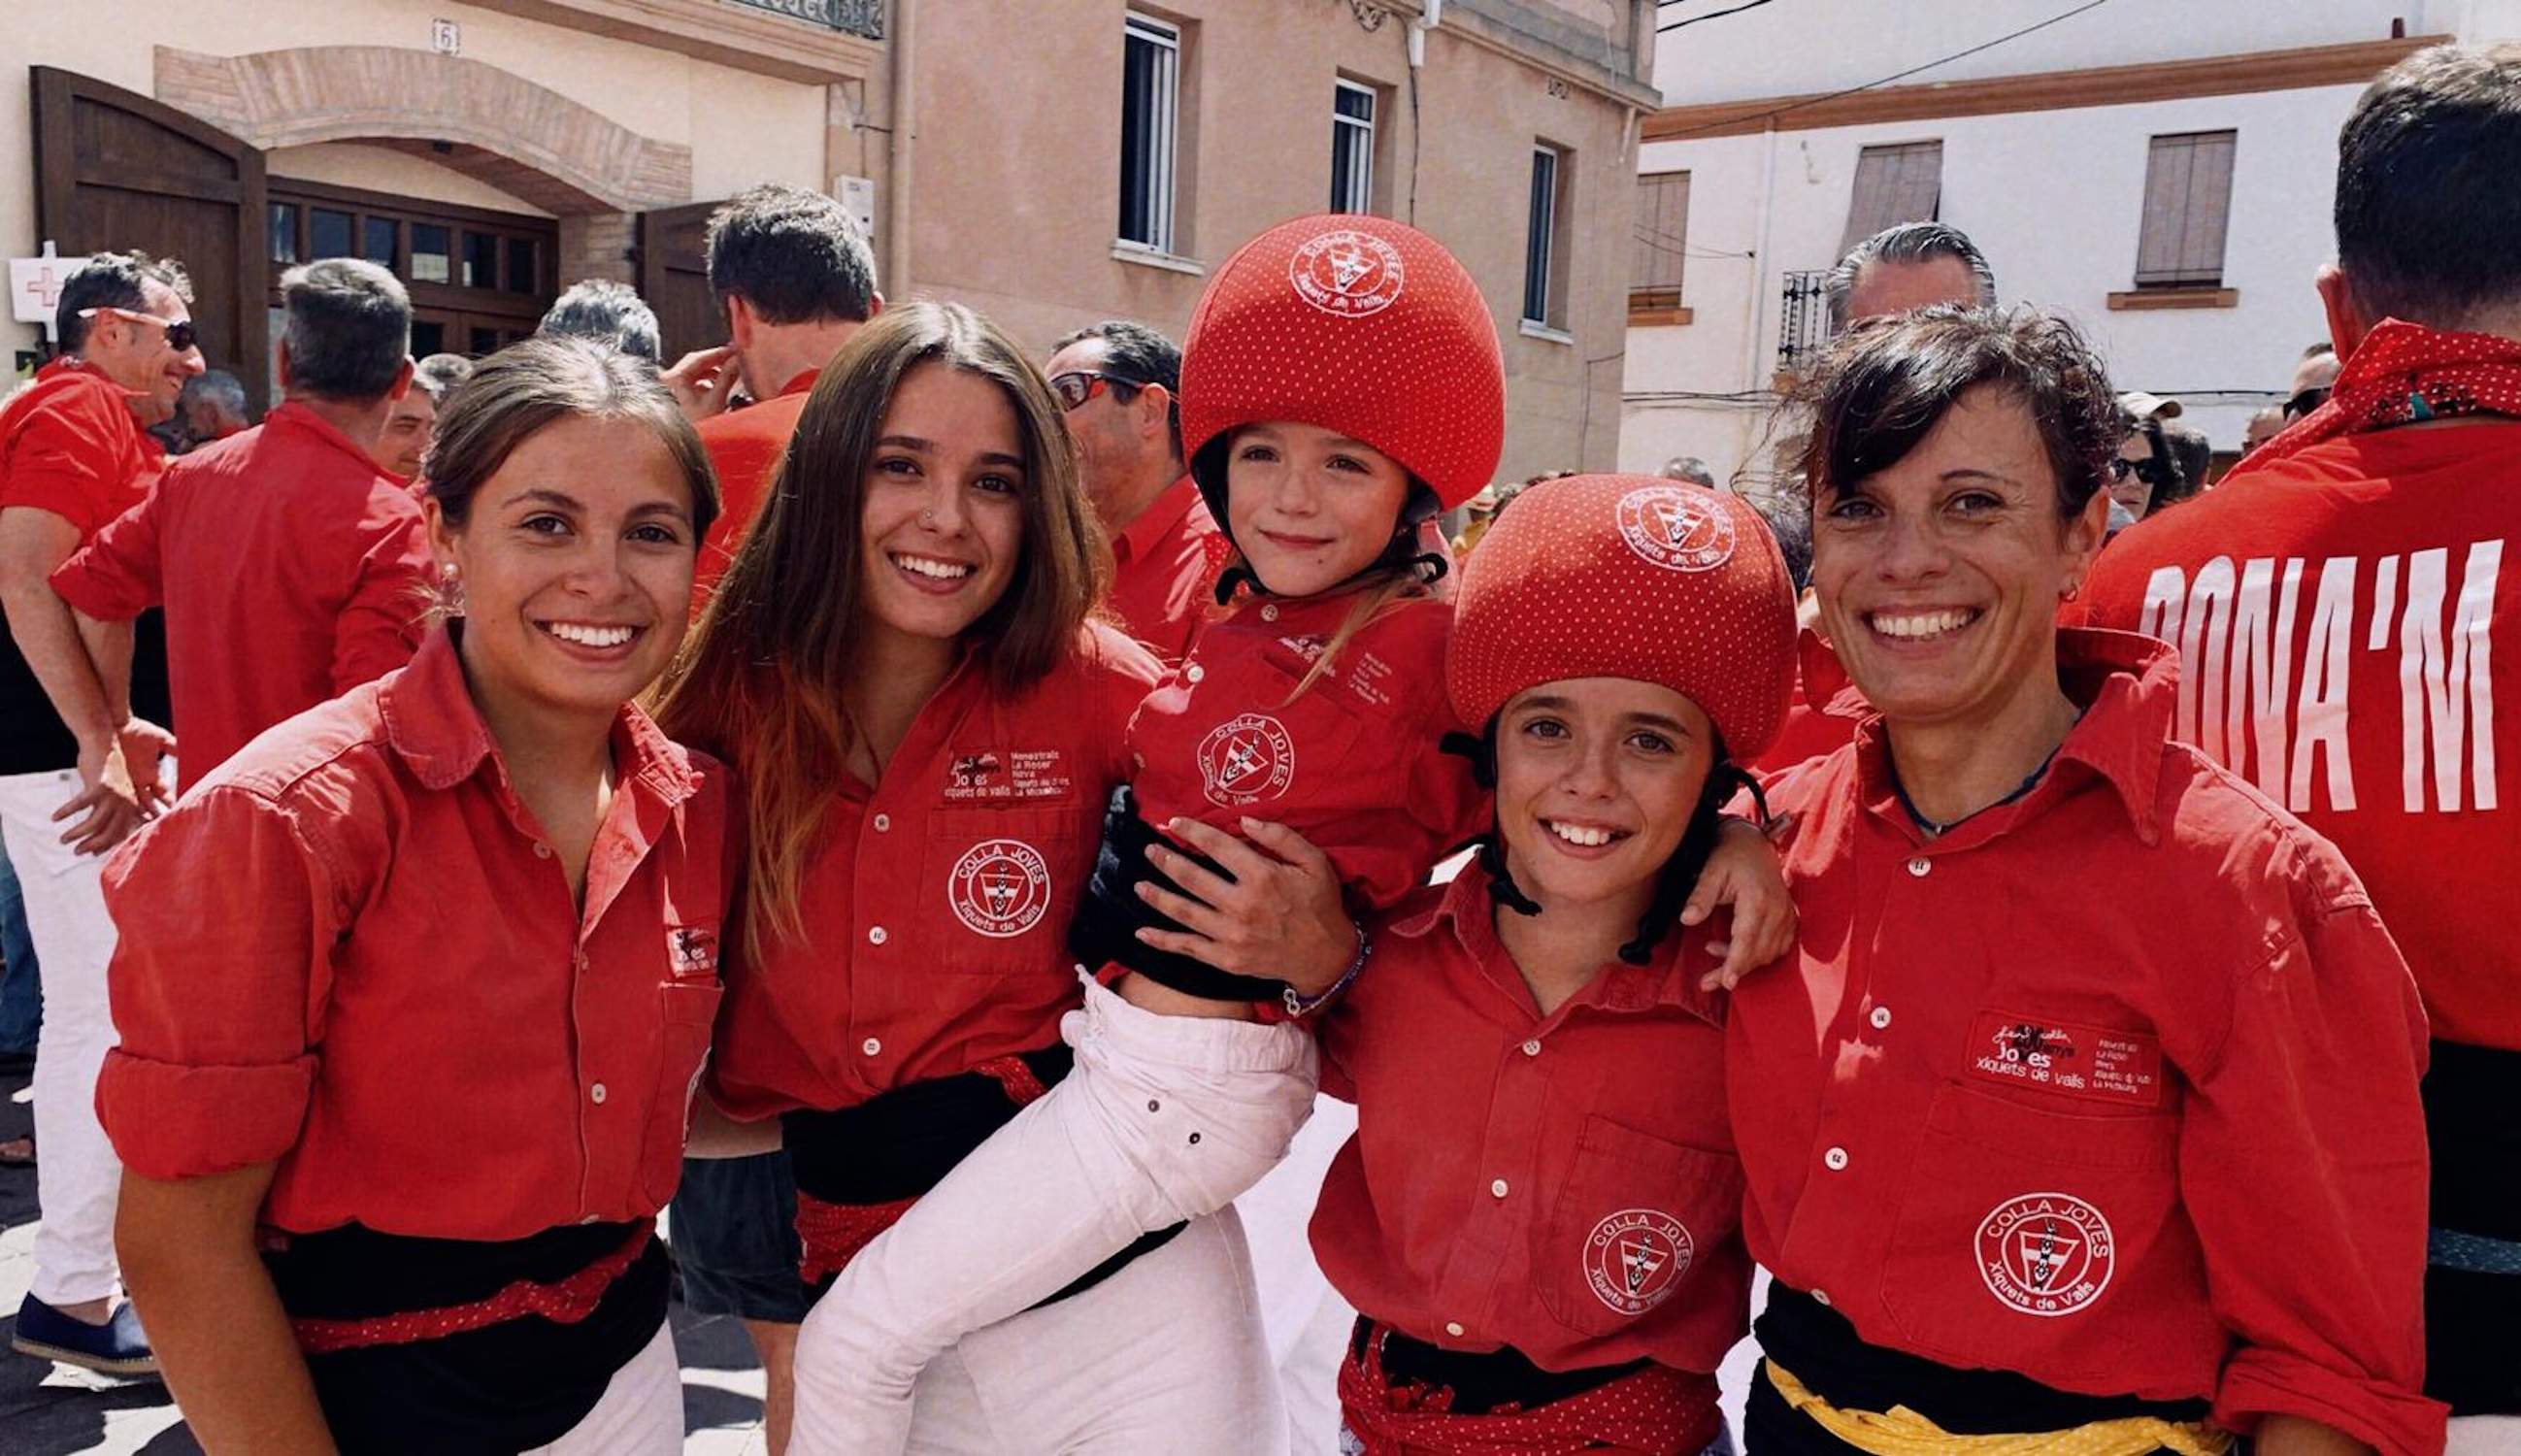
top-left (50, 402), bottom-right (431, 791)
top-left (709, 623), bottom-right (1162, 1119)
top-left (1311, 867), bottom-right (1748, 1378)
top-left (0, 358), bottom-right (153, 532)
top-left (1131, 590), bottom-right (1483, 913)
top-left (1105, 479), bottom-right (1227, 661)
top-left (2083, 422), bottom-right (2521, 1053)
top-left (694, 370), bottom-right (818, 599)
top-left (1726, 630), bottom-right (2442, 1455)
top-left (97, 626), bottom-right (732, 1241)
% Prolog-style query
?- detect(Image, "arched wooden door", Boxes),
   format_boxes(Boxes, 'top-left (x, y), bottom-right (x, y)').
top-left (32, 67), bottom-right (270, 411)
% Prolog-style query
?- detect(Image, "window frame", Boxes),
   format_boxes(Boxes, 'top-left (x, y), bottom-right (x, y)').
top-left (1523, 143), bottom-right (1568, 328)
top-left (1630, 169), bottom-right (1691, 317)
top-left (1119, 12), bottom-right (1183, 254)
top-left (1840, 139), bottom-right (1945, 256)
top-left (2133, 129), bottom-right (2239, 290)
top-left (1331, 79), bottom-right (1377, 215)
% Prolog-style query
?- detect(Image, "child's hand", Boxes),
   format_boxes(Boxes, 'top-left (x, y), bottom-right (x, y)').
top-left (1683, 814), bottom-right (1798, 991)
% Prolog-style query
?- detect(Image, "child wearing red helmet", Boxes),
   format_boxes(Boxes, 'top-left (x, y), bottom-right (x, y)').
top-left (1314, 474), bottom-right (1799, 1455)
top-left (790, 221), bottom-right (1792, 1451)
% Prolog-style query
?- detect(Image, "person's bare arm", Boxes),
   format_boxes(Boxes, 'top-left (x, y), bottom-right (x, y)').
top-left (72, 610), bottom-right (172, 812)
top-left (2252, 1416), bottom-right (2372, 1456)
top-left (0, 507), bottom-right (141, 849)
top-left (685, 1093), bottom-right (783, 1159)
top-left (117, 1163), bottom-right (338, 1455)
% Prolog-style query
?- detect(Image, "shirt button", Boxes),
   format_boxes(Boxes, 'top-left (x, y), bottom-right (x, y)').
top-left (868, 925), bottom-right (889, 945)
top-left (1260, 604), bottom-right (1279, 622)
top-left (589, 1082), bottom-right (607, 1105)
top-left (873, 812), bottom-right (891, 832)
top-left (1133, 752), bottom-right (1146, 770)
top-left (572, 949), bottom-right (589, 972)
top-left (1907, 856), bottom-right (1931, 877)
top-left (534, 842), bottom-right (552, 859)
top-left (861, 1038), bottom-right (881, 1056)
top-left (1185, 663), bottom-right (1206, 683)
top-left (1520, 1039), bottom-right (1542, 1057)
top-left (1824, 1145), bottom-right (1849, 1171)
top-left (1443, 1321), bottom-right (1465, 1338)
top-left (1869, 1006), bottom-right (1892, 1031)
top-left (1812, 1288), bottom-right (1833, 1307)
top-left (1489, 1178), bottom-right (1509, 1199)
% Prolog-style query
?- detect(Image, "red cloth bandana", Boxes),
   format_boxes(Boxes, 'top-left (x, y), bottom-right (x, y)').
top-left (2243, 319), bottom-right (2521, 469)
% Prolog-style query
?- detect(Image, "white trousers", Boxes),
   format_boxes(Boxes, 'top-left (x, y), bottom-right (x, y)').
top-left (792, 976), bottom-right (1317, 1454)
top-left (523, 1321), bottom-right (683, 1455)
top-left (1233, 1095), bottom-right (1360, 1456)
top-left (0, 768), bottom-right (125, 1307)
top-left (2447, 1415), bottom-right (2521, 1455)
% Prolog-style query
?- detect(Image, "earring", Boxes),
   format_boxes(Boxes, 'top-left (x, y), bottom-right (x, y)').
top-left (2061, 579), bottom-right (2082, 602)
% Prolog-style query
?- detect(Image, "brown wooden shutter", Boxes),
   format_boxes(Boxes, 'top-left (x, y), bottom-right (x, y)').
top-left (2135, 130), bottom-right (2236, 287)
top-left (636, 201), bottom-right (728, 363)
top-left (33, 68), bottom-right (269, 411)
top-left (1631, 171), bottom-right (1690, 305)
top-left (1841, 141), bottom-right (1942, 256)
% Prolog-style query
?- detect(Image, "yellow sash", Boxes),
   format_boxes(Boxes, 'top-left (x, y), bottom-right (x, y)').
top-left (1763, 1360), bottom-right (2237, 1456)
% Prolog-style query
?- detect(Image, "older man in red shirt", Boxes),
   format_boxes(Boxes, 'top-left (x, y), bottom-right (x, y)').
top-left (2083, 44), bottom-right (2521, 1442)
top-left (53, 257), bottom-right (430, 794)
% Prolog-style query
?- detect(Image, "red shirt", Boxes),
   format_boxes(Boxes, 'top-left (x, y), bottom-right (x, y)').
top-left (1752, 633), bottom-right (1862, 777)
top-left (1105, 479), bottom-right (1227, 661)
top-left (1727, 630), bottom-right (2442, 1454)
top-left (1130, 590), bottom-right (1483, 913)
top-left (96, 626), bottom-right (732, 1241)
top-left (693, 371), bottom-right (818, 598)
top-left (709, 623), bottom-right (1161, 1119)
top-left (0, 358), bottom-right (153, 532)
top-left (1311, 867), bottom-right (1747, 1379)
top-left (50, 403), bottom-right (431, 791)
top-left (2083, 422), bottom-right (2521, 1053)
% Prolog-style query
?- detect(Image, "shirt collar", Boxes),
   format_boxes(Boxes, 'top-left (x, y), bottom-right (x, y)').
top-left (381, 623), bottom-right (701, 806)
top-left (264, 400), bottom-right (393, 478)
top-left (1393, 862), bottom-right (1724, 1025)
top-left (779, 369), bottom-right (821, 399)
top-left (1111, 476), bottom-right (1201, 566)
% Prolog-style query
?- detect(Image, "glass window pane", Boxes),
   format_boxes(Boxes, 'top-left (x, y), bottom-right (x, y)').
top-left (471, 326), bottom-right (501, 357)
top-left (1524, 150), bottom-right (1555, 323)
top-left (269, 204), bottom-right (300, 265)
top-left (1336, 85), bottom-right (1373, 122)
top-left (463, 233), bottom-right (499, 289)
top-left (363, 217), bottom-right (398, 268)
top-left (411, 318), bottom-right (446, 357)
top-left (1120, 33), bottom-right (1156, 245)
top-left (411, 225), bottom-right (451, 284)
top-left (506, 239), bottom-right (537, 295)
top-left (310, 209), bottom-right (353, 261)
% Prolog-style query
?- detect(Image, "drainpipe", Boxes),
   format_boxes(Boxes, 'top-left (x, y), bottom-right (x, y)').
top-left (1409, 0), bottom-right (1443, 68)
top-left (1737, 117), bottom-right (1780, 470)
top-left (884, 0), bottom-right (917, 300)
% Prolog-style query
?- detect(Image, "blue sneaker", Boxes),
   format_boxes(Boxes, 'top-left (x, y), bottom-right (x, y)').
top-left (11, 1294), bottom-right (158, 1377)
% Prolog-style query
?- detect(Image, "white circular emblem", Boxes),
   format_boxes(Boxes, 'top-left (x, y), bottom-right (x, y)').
top-left (946, 839), bottom-right (1053, 940)
top-left (1287, 229), bottom-right (1407, 318)
top-left (1975, 1192), bottom-right (2115, 1317)
top-left (1583, 1208), bottom-right (1693, 1316)
top-left (1197, 712), bottom-right (1297, 808)
top-left (1615, 485), bottom-right (1737, 573)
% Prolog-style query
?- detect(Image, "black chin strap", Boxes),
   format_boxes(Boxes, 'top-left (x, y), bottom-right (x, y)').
top-left (1213, 541), bottom-right (1450, 607)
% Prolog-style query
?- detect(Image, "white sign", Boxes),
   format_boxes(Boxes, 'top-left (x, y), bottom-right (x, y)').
top-left (11, 252), bottom-right (93, 332)
top-left (431, 17), bottom-right (461, 54)
top-left (835, 176), bottom-right (877, 244)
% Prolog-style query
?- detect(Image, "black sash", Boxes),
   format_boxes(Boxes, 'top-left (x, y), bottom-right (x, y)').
top-left (1352, 1317), bottom-right (1650, 1416)
top-left (2422, 1039), bottom-right (2521, 1414)
top-left (1068, 784), bottom-right (1290, 1004)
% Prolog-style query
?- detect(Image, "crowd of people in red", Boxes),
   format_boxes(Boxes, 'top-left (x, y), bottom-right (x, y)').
top-left (0, 38), bottom-right (2511, 1456)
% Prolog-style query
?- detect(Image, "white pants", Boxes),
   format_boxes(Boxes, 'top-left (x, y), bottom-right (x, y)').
top-left (524, 1321), bottom-right (682, 1455)
top-left (2448, 1415), bottom-right (2521, 1455)
top-left (0, 768), bottom-right (125, 1307)
top-left (792, 976), bottom-right (1317, 1454)
top-left (1234, 1095), bottom-right (1360, 1456)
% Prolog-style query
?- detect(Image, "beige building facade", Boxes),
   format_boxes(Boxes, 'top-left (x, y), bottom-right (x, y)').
top-left (5, 0), bottom-right (1653, 481)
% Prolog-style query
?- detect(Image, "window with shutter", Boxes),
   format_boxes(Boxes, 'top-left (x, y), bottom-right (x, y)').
top-left (1631, 172), bottom-right (1690, 314)
top-left (1840, 141), bottom-right (1943, 256)
top-left (2134, 131), bottom-right (2237, 288)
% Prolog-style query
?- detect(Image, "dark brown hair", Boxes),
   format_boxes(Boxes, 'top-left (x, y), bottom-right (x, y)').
top-left (1796, 306), bottom-right (2121, 521)
top-left (2337, 44), bottom-right (2521, 328)
top-left (653, 301), bottom-right (1108, 951)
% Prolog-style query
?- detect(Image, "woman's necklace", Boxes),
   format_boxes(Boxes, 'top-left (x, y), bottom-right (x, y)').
top-left (1892, 709), bottom-right (2083, 839)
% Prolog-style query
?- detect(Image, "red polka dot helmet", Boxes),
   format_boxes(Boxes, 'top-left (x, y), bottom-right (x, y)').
top-left (1448, 475), bottom-right (1798, 760)
top-left (1179, 214), bottom-right (1506, 531)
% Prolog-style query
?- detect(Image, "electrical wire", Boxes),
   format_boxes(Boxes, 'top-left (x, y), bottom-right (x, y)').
top-left (1652, 0), bottom-right (2118, 143)
top-left (1656, 0), bottom-right (1778, 33)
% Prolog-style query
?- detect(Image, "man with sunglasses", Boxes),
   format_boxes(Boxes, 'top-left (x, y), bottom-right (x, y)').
top-left (2284, 341), bottom-right (2343, 424)
top-left (0, 249), bottom-right (201, 1377)
top-left (2107, 390), bottom-right (2192, 524)
top-left (1045, 319), bottom-right (1223, 661)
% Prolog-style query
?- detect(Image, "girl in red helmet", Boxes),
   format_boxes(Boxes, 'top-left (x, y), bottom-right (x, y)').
top-left (790, 219), bottom-right (1795, 1452)
top-left (1314, 473), bottom-right (1799, 1456)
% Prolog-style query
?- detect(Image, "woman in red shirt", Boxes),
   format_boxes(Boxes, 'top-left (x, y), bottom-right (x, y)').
top-left (1727, 308), bottom-right (2445, 1454)
top-left (1313, 473), bottom-right (1798, 1454)
top-left (99, 337), bottom-right (731, 1454)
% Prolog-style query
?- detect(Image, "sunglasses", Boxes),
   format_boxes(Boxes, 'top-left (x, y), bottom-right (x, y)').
top-left (2108, 455), bottom-right (2173, 487)
top-left (80, 306), bottom-right (197, 353)
top-left (2281, 385), bottom-right (2332, 420)
top-left (1047, 370), bottom-right (1142, 413)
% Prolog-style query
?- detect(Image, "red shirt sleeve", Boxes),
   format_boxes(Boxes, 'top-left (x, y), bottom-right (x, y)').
top-left (1, 387), bottom-right (132, 534)
top-left (2181, 844), bottom-right (2444, 1455)
top-left (48, 485), bottom-right (165, 620)
top-left (330, 506), bottom-right (432, 695)
top-left (96, 786), bottom-right (339, 1179)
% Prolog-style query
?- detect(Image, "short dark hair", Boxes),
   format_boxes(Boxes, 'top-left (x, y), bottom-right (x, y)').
top-left (57, 251), bottom-right (193, 354)
top-left (1660, 455), bottom-right (1716, 487)
top-left (540, 279), bottom-right (662, 362)
top-left (413, 353), bottom-right (474, 405)
top-left (1749, 491), bottom-right (1813, 590)
top-left (1053, 318), bottom-right (1182, 459)
top-left (280, 259), bottom-right (411, 401)
top-left (1799, 306), bottom-right (2121, 520)
top-left (705, 183), bottom-right (879, 327)
top-left (1827, 222), bottom-right (1997, 334)
top-left (2337, 44), bottom-right (2521, 327)
top-left (2160, 421), bottom-right (2213, 510)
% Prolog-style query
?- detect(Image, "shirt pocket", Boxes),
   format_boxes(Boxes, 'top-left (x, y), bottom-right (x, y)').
top-left (919, 807), bottom-right (1088, 976)
top-left (1537, 1114), bottom-right (1747, 1340)
top-left (642, 977), bottom-right (725, 1208)
top-left (1877, 1082), bottom-right (2178, 1376)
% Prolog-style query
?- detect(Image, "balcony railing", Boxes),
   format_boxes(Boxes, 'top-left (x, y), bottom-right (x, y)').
top-left (726, 0), bottom-right (884, 40)
top-left (1777, 269), bottom-right (1834, 377)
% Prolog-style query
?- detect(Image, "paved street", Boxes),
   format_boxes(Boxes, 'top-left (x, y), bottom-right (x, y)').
top-left (0, 1066), bottom-right (774, 1456)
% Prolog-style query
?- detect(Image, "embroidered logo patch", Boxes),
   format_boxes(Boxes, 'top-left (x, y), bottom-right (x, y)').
top-left (1616, 484), bottom-right (1736, 573)
top-left (1287, 229), bottom-right (1406, 317)
top-left (947, 839), bottom-right (1053, 939)
top-left (666, 925), bottom-right (718, 976)
top-left (1964, 1010), bottom-right (2165, 1108)
top-left (944, 746), bottom-right (1075, 804)
top-left (1198, 712), bottom-right (1297, 808)
top-left (1976, 1193), bottom-right (2114, 1317)
top-left (1584, 1208), bottom-right (1693, 1316)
